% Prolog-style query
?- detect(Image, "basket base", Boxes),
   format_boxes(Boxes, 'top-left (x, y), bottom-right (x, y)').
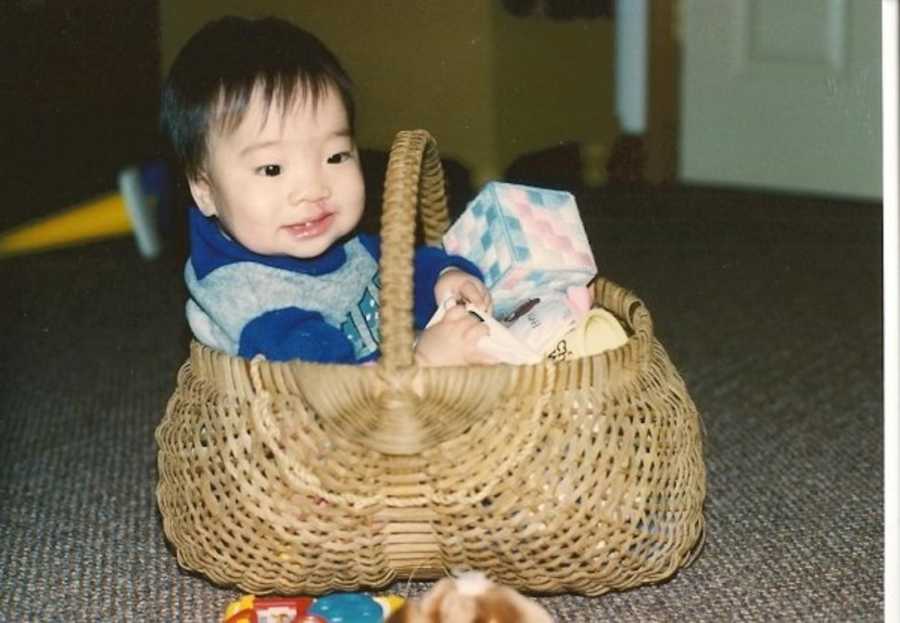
top-left (156, 274), bottom-right (707, 596)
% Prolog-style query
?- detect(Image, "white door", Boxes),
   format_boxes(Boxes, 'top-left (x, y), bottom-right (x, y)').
top-left (679, 0), bottom-right (882, 199)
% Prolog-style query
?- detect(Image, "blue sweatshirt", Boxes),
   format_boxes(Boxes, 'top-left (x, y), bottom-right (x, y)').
top-left (184, 207), bottom-right (481, 363)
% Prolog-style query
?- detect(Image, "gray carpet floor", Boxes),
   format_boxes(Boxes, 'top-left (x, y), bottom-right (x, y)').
top-left (0, 185), bottom-right (883, 621)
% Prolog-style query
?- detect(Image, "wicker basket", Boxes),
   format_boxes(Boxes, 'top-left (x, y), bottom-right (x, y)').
top-left (156, 130), bottom-right (706, 596)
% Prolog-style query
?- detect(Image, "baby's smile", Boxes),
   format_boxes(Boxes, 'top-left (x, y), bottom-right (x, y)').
top-left (283, 211), bottom-right (336, 238)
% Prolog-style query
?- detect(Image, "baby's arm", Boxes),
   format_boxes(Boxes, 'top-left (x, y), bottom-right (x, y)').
top-left (408, 243), bottom-right (489, 327)
top-left (415, 305), bottom-right (496, 367)
top-left (239, 307), bottom-right (362, 363)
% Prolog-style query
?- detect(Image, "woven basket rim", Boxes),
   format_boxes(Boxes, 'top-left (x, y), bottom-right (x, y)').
top-left (187, 274), bottom-right (653, 400)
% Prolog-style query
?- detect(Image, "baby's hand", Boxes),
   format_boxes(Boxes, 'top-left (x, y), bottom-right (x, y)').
top-left (415, 305), bottom-right (497, 367)
top-left (434, 269), bottom-right (492, 313)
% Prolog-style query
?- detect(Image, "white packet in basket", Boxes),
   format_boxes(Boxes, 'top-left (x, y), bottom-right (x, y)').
top-left (502, 292), bottom-right (582, 355)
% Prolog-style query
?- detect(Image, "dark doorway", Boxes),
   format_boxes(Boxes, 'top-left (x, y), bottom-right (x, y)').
top-left (3, 1), bottom-right (162, 231)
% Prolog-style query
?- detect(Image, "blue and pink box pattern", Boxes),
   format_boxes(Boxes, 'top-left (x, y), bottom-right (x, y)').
top-left (442, 182), bottom-right (597, 318)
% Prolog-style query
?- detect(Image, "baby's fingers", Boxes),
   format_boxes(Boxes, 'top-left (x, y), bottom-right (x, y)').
top-left (459, 280), bottom-right (492, 311)
top-left (461, 318), bottom-right (490, 341)
top-left (442, 304), bottom-right (470, 322)
top-left (463, 321), bottom-right (499, 365)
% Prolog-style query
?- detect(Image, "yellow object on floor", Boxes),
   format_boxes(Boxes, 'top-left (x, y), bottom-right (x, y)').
top-left (0, 192), bottom-right (133, 258)
top-left (0, 165), bottom-right (163, 259)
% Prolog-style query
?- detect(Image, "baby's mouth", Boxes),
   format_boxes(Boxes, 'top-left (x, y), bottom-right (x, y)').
top-left (284, 212), bottom-right (335, 238)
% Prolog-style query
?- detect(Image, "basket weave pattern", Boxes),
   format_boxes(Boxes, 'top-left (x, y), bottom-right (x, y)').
top-left (156, 130), bottom-right (706, 595)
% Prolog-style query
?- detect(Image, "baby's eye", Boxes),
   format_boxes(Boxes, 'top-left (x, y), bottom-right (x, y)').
top-left (326, 152), bottom-right (352, 165)
top-left (257, 164), bottom-right (281, 177)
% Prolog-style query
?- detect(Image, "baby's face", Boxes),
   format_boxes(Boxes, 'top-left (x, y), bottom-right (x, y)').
top-left (190, 84), bottom-right (364, 258)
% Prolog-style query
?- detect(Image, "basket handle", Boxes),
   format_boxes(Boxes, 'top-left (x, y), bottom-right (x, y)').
top-left (353, 130), bottom-right (527, 456)
top-left (377, 130), bottom-right (450, 374)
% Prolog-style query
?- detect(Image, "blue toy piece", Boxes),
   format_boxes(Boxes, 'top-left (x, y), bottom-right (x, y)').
top-left (308, 592), bottom-right (384, 623)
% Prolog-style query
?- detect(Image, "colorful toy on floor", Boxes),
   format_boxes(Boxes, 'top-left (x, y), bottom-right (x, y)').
top-left (222, 592), bottom-right (405, 623)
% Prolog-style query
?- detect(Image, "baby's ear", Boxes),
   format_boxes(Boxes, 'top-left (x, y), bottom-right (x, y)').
top-left (188, 173), bottom-right (217, 217)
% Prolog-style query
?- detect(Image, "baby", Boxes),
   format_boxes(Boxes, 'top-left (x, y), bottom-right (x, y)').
top-left (160, 16), bottom-right (493, 366)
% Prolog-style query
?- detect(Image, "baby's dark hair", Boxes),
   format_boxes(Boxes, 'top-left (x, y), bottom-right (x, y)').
top-left (160, 16), bottom-right (355, 181)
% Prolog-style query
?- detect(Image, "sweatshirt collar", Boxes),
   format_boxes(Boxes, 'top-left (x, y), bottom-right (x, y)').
top-left (188, 205), bottom-right (348, 280)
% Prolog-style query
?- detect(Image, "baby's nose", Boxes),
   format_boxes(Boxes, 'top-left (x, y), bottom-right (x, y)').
top-left (288, 169), bottom-right (329, 204)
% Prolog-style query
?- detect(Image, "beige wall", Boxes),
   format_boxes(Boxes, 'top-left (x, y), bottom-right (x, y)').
top-left (490, 5), bottom-right (616, 179)
top-left (160, 1), bottom-right (615, 185)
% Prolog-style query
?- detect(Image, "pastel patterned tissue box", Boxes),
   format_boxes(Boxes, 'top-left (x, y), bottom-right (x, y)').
top-left (442, 182), bottom-right (597, 317)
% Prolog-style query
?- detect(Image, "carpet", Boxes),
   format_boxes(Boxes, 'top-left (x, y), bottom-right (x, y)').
top-left (0, 184), bottom-right (883, 621)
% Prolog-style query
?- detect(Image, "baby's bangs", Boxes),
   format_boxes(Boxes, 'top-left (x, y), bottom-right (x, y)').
top-left (213, 72), bottom-right (335, 134)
